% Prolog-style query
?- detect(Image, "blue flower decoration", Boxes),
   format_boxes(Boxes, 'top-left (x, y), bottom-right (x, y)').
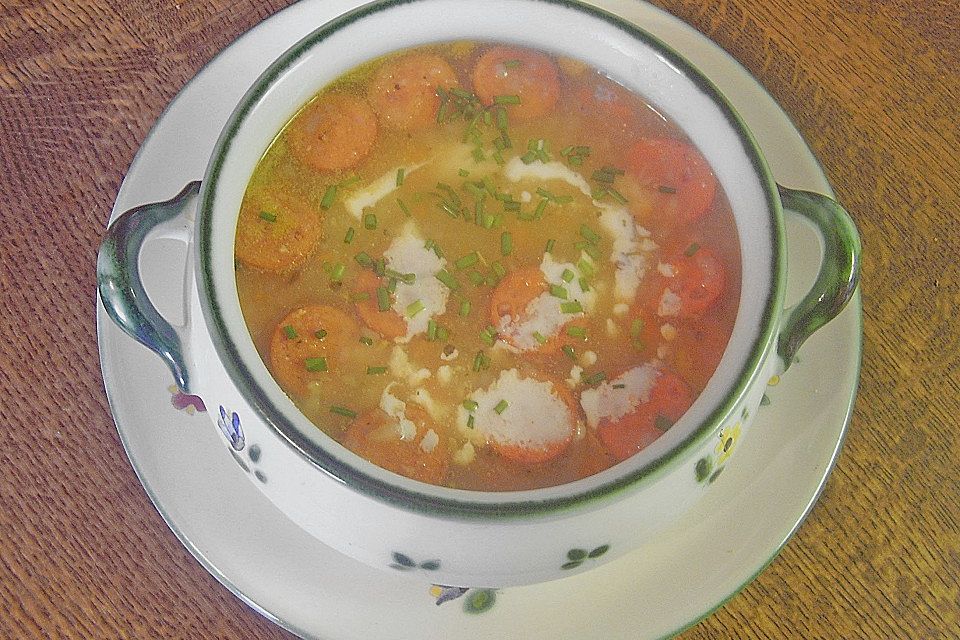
top-left (218, 405), bottom-right (244, 451)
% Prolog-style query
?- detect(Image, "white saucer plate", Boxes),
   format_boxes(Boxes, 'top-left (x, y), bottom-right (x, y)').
top-left (97, 1), bottom-right (863, 638)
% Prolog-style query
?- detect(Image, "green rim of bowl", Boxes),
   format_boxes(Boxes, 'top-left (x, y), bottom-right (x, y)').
top-left (197, 0), bottom-right (784, 519)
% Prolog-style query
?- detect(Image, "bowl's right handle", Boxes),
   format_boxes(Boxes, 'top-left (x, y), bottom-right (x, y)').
top-left (97, 181), bottom-right (201, 393)
top-left (776, 184), bottom-right (862, 370)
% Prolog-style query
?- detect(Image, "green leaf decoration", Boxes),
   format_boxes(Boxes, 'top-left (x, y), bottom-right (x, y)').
top-left (567, 548), bottom-right (588, 561)
top-left (561, 560), bottom-right (583, 570)
top-left (464, 588), bottom-right (497, 614)
top-left (588, 544), bottom-right (610, 558)
top-left (695, 457), bottom-right (712, 482)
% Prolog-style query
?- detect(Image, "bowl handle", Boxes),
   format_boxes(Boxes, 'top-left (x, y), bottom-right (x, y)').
top-left (776, 184), bottom-right (862, 370)
top-left (97, 181), bottom-right (201, 392)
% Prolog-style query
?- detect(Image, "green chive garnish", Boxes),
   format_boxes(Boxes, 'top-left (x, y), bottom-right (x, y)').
top-left (612, 383), bottom-right (626, 389)
top-left (503, 59), bottom-right (522, 69)
top-left (533, 331), bottom-right (547, 345)
top-left (606, 188), bottom-right (628, 205)
top-left (491, 261), bottom-right (507, 279)
top-left (658, 185), bottom-right (678, 194)
top-left (350, 292), bottom-right (370, 302)
top-left (545, 238), bottom-right (556, 253)
top-left (583, 371), bottom-right (607, 385)
top-left (427, 319), bottom-right (438, 341)
top-left (560, 300), bottom-right (583, 314)
top-left (494, 399), bottom-right (509, 414)
top-left (434, 269), bottom-right (460, 292)
top-left (533, 199), bottom-right (548, 219)
top-left (436, 326), bottom-right (449, 341)
top-left (463, 399), bottom-right (479, 412)
top-left (359, 336), bottom-right (374, 346)
top-left (314, 329), bottom-right (328, 340)
top-left (367, 366), bottom-right (388, 375)
top-left (562, 345), bottom-right (576, 360)
top-left (685, 242), bottom-right (701, 257)
top-left (459, 300), bottom-right (471, 317)
top-left (654, 414), bottom-right (674, 431)
top-left (549, 284), bottom-right (568, 299)
top-left (354, 252), bottom-right (374, 268)
top-left (330, 405), bottom-right (357, 418)
top-left (364, 213), bottom-right (377, 230)
top-left (344, 227), bottom-right (355, 244)
top-left (398, 198), bottom-right (411, 216)
top-left (376, 286), bottom-right (390, 312)
top-left (631, 318), bottom-right (644, 337)
top-left (566, 326), bottom-right (587, 339)
top-left (455, 251), bottom-right (480, 270)
top-left (576, 241), bottom-right (602, 261)
top-left (305, 357), bottom-right (328, 372)
top-left (330, 262), bottom-right (346, 283)
top-left (283, 325), bottom-right (297, 339)
top-left (580, 224), bottom-right (601, 245)
top-left (320, 185), bottom-right (337, 209)
top-left (259, 211), bottom-right (277, 222)
top-left (472, 350), bottom-right (488, 372)
top-left (405, 300), bottom-right (425, 317)
top-left (578, 277), bottom-right (590, 292)
top-left (493, 95), bottom-right (521, 105)
top-left (458, 168), bottom-right (470, 178)
top-left (396, 167), bottom-right (405, 187)
top-left (577, 258), bottom-right (595, 278)
top-left (561, 268), bottom-right (575, 282)
top-left (479, 326), bottom-right (497, 346)
top-left (501, 231), bottom-right (513, 256)
top-left (467, 414), bottom-right (476, 429)
top-left (468, 271), bottom-right (486, 286)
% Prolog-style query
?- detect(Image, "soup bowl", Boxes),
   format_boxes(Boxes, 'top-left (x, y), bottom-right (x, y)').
top-left (97, 0), bottom-right (860, 588)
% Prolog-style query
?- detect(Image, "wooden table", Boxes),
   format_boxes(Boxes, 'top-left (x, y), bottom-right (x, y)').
top-left (1, 0), bottom-right (957, 637)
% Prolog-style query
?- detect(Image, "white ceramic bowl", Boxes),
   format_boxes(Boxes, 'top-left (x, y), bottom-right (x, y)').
top-left (98, 0), bottom-right (860, 588)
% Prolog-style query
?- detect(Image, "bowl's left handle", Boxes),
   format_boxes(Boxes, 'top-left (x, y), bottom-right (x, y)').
top-left (97, 181), bottom-right (202, 393)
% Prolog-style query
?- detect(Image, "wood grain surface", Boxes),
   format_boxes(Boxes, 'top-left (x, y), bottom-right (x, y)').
top-left (1, 0), bottom-right (957, 638)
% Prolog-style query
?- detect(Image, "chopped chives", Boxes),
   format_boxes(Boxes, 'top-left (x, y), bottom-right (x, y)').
top-left (374, 258), bottom-right (386, 277)
top-left (578, 277), bottom-right (590, 292)
top-left (305, 357), bottom-right (328, 372)
top-left (520, 150), bottom-right (537, 164)
top-left (329, 405), bottom-right (357, 418)
top-left (503, 59), bottom-right (522, 68)
top-left (367, 366), bottom-right (388, 375)
top-left (495, 107), bottom-right (508, 131)
top-left (455, 251), bottom-right (480, 270)
top-left (424, 238), bottom-right (443, 258)
top-left (533, 199), bottom-right (548, 219)
top-left (338, 174), bottom-right (361, 188)
top-left (658, 185), bottom-right (678, 194)
top-left (405, 299), bottom-right (425, 317)
top-left (314, 329), bottom-right (328, 340)
top-left (493, 95), bottom-right (521, 105)
top-left (459, 168), bottom-right (470, 177)
top-left (462, 399), bottom-right (479, 412)
top-left (350, 292), bottom-right (370, 302)
top-left (576, 241), bottom-right (602, 261)
top-left (479, 326), bottom-right (497, 346)
top-left (435, 269), bottom-right (461, 291)
top-left (359, 336), bottom-right (374, 345)
top-left (549, 284), bottom-right (568, 299)
top-left (560, 300), bottom-right (583, 314)
top-left (364, 213), bottom-right (377, 230)
top-left (545, 238), bottom-right (556, 253)
top-left (606, 188), bottom-right (628, 205)
top-left (654, 414), bottom-right (674, 431)
top-left (583, 371), bottom-right (607, 385)
top-left (468, 270), bottom-right (486, 286)
top-left (612, 383), bottom-right (626, 389)
top-left (472, 147), bottom-right (486, 162)
top-left (500, 231), bottom-right (513, 256)
top-left (376, 286), bottom-right (390, 312)
top-left (258, 211), bottom-right (277, 222)
top-left (330, 262), bottom-right (346, 282)
top-left (472, 350), bottom-right (488, 372)
top-left (631, 318), bottom-right (644, 337)
top-left (354, 252), bottom-right (374, 268)
top-left (601, 165), bottom-right (625, 176)
top-left (343, 227), bottom-right (355, 244)
top-left (436, 326), bottom-right (449, 341)
top-left (562, 345), bottom-right (576, 360)
top-left (561, 268), bottom-right (575, 282)
top-left (459, 300), bottom-right (471, 317)
top-left (385, 269), bottom-right (416, 285)
top-left (427, 320), bottom-right (438, 340)
top-left (494, 399), bottom-right (509, 414)
top-left (320, 185), bottom-right (337, 209)
top-left (577, 257), bottom-right (595, 277)
top-left (282, 325), bottom-right (297, 339)
top-left (491, 261), bottom-right (507, 278)
top-left (579, 224), bottom-right (601, 245)
top-left (592, 169), bottom-right (616, 184)
top-left (685, 242), bottom-right (701, 257)
top-left (566, 326), bottom-right (587, 339)
top-left (397, 198), bottom-right (411, 216)
top-left (467, 414), bottom-right (476, 429)
top-left (533, 331), bottom-right (547, 345)
top-left (386, 278), bottom-right (397, 294)
top-left (482, 212), bottom-right (497, 228)
top-left (396, 167), bottom-right (405, 187)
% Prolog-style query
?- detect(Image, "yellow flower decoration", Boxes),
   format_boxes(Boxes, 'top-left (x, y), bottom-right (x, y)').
top-left (715, 422), bottom-right (742, 464)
